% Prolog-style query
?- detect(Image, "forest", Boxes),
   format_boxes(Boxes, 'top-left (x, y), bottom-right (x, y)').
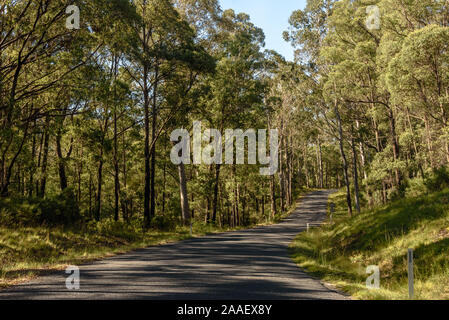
top-left (0, 0), bottom-right (311, 232)
top-left (1, 0), bottom-right (449, 244)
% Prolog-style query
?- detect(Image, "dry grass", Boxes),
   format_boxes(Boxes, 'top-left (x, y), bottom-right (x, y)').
top-left (290, 189), bottom-right (449, 300)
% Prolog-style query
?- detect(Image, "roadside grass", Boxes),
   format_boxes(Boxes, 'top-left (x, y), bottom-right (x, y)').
top-left (0, 187), bottom-right (312, 289)
top-left (0, 225), bottom-right (194, 288)
top-left (289, 189), bottom-right (449, 300)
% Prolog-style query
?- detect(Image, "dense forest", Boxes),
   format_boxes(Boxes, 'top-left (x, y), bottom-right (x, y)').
top-left (282, 0), bottom-right (449, 215)
top-left (0, 0), bottom-right (306, 230)
top-left (1, 0), bottom-right (448, 233)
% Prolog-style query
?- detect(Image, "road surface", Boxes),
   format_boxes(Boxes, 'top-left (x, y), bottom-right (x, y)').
top-left (0, 190), bottom-right (347, 300)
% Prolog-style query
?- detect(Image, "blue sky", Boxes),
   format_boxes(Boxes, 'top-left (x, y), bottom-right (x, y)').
top-left (219, 0), bottom-right (307, 61)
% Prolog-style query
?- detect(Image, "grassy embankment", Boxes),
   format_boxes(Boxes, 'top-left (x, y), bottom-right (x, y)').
top-left (289, 189), bottom-right (449, 300)
top-left (0, 188), bottom-right (311, 288)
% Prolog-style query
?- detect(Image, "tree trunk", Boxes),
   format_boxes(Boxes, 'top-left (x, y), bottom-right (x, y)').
top-left (77, 145), bottom-right (83, 203)
top-left (288, 136), bottom-right (293, 205)
top-left (121, 131), bottom-right (129, 222)
top-left (56, 133), bottom-right (68, 191)
top-left (279, 133), bottom-right (285, 212)
top-left (39, 117), bottom-right (50, 198)
top-left (387, 107), bottom-right (402, 188)
top-left (261, 196), bottom-right (265, 217)
top-left (316, 138), bottom-right (324, 188)
top-left (334, 99), bottom-right (353, 217)
top-left (95, 153), bottom-right (104, 222)
top-left (235, 182), bottom-right (240, 225)
top-left (113, 118), bottom-right (120, 222)
top-left (162, 162), bottom-right (167, 214)
top-left (149, 70), bottom-right (159, 225)
top-left (89, 173), bottom-right (93, 217)
top-left (206, 196), bottom-right (210, 223)
top-left (29, 121), bottom-right (36, 197)
top-left (212, 163), bottom-right (221, 223)
top-left (270, 174), bottom-right (277, 219)
top-left (303, 142), bottom-right (310, 188)
top-left (113, 56), bottom-right (120, 222)
top-left (351, 133), bottom-right (361, 214)
top-left (143, 63), bottom-right (151, 228)
top-left (178, 161), bottom-right (191, 225)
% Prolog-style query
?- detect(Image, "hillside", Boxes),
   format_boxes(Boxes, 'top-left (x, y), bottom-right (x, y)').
top-left (290, 189), bottom-right (449, 300)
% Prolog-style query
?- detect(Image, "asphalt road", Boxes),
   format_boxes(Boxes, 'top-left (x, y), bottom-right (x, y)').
top-left (0, 190), bottom-right (347, 300)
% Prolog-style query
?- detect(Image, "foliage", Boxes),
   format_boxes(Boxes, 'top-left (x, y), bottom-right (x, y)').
top-left (425, 167), bottom-right (449, 193)
top-left (0, 189), bottom-right (81, 227)
top-left (2, 0), bottom-right (449, 299)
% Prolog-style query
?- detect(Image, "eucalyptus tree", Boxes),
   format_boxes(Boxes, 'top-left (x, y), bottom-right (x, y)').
top-left (0, 0), bottom-right (133, 199)
top-left (318, 0), bottom-right (388, 212)
top-left (123, 0), bottom-right (217, 227)
top-left (159, 42), bottom-right (215, 225)
top-left (202, 9), bottom-right (265, 223)
top-left (0, 0), bottom-right (79, 196)
top-left (380, 0), bottom-right (449, 170)
top-left (387, 25), bottom-right (449, 167)
top-left (284, 0), bottom-right (357, 214)
top-left (165, 0), bottom-right (219, 224)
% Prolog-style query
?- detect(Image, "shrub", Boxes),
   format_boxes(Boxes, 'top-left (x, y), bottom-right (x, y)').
top-left (0, 197), bottom-right (39, 226)
top-left (88, 218), bottom-right (138, 241)
top-left (425, 166), bottom-right (449, 192)
top-left (38, 188), bottom-right (81, 226)
top-left (152, 214), bottom-right (178, 231)
top-left (0, 189), bottom-right (82, 227)
top-left (405, 177), bottom-right (427, 198)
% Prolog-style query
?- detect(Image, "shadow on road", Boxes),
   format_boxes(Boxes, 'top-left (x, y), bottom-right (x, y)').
top-left (0, 190), bottom-right (347, 300)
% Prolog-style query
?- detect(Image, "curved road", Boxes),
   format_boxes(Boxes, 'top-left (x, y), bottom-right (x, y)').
top-left (0, 190), bottom-right (347, 300)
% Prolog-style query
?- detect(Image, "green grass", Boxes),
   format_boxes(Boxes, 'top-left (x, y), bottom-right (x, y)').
top-left (289, 189), bottom-right (449, 300)
top-left (0, 188), bottom-right (311, 289)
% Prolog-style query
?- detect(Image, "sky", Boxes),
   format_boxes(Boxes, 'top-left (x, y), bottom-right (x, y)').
top-left (219, 0), bottom-right (307, 61)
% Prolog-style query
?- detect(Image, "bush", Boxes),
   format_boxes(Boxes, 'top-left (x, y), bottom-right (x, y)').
top-left (0, 197), bottom-right (39, 226)
top-left (88, 218), bottom-right (138, 241)
top-left (405, 177), bottom-right (427, 198)
top-left (38, 188), bottom-right (81, 226)
top-left (425, 166), bottom-right (449, 192)
top-left (0, 189), bottom-right (82, 227)
top-left (152, 214), bottom-right (178, 231)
